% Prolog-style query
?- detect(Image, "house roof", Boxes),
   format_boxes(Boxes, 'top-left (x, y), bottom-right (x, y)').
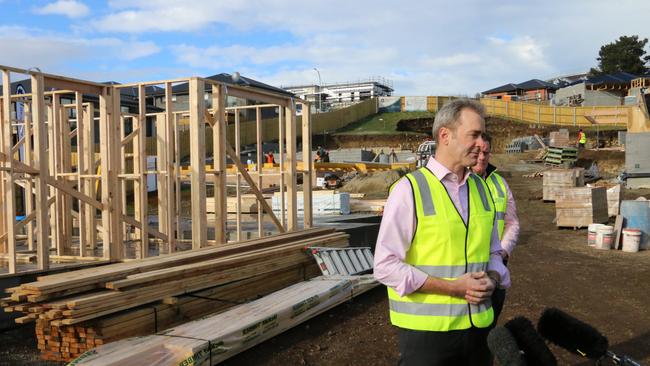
top-left (556, 72), bottom-right (639, 90)
top-left (148, 73), bottom-right (293, 98)
top-left (482, 83), bottom-right (519, 94)
top-left (585, 71), bottom-right (637, 86)
top-left (515, 79), bottom-right (558, 91)
top-left (482, 79), bottom-right (559, 95)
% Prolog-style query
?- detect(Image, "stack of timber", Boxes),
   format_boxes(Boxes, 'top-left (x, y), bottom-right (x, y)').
top-left (545, 146), bottom-right (578, 166)
top-left (70, 275), bottom-right (378, 366)
top-left (555, 187), bottom-right (609, 228)
top-left (542, 168), bottom-right (585, 201)
top-left (1, 228), bottom-right (347, 362)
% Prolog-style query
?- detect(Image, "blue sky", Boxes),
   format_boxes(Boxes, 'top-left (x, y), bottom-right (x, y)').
top-left (1, 0), bottom-right (649, 95)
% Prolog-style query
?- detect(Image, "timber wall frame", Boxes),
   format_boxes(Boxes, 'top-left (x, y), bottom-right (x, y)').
top-left (0, 65), bottom-right (312, 274)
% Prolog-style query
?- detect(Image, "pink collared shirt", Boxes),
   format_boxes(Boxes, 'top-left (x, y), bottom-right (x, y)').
top-left (373, 157), bottom-right (511, 297)
top-left (498, 178), bottom-right (519, 256)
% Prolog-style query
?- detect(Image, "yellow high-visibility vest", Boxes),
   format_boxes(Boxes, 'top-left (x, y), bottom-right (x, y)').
top-left (486, 172), bottom-right (508, 239)
top-left (579, 132), bottom-right (587, 144)
top-left (387, 168), bottom-right (495, 331)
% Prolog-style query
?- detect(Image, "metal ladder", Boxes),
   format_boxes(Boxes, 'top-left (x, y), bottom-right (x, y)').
top-left (307, 247), bottom-right (374, 276)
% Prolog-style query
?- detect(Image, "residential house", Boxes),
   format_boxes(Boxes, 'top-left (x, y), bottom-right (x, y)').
top-left (481, 79), bottom-right (558, 101)
top-left (553, 72), bottom-right (637, 106)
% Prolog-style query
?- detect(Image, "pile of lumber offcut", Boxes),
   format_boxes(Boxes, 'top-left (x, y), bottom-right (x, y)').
top-left (2, 228), bottom-right (347, 362)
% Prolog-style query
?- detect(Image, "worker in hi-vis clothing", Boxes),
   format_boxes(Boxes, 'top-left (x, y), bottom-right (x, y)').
top-left (374, 99), bottom-right (510, 365)
top-left (577, 128), bottom-right (587, 149)
top-left (471, 132), bottom-right (519, 324)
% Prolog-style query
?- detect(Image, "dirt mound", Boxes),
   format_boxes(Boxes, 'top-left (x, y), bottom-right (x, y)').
top-left (339, 170), bottom-right (406, 199)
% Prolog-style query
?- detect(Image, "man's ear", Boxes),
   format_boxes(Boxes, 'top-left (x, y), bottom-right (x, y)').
top-left (439, 127), bottom-right (450, 146)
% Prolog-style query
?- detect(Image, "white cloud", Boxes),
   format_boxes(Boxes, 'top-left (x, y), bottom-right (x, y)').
top-left (7, 0), bottom-right (650, 94)
top-left (33, 0), bottom-right (90, 18)
top-left (0, 26), bottom-right (160, 74)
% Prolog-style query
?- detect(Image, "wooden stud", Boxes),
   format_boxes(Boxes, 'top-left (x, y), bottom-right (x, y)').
top-left (255, 106), bottom-right (264, 237)
top-left (135, 85), bottom-right (148, 257)
top-left (234, 109), bottom-right (242, 241)
top-left (278, 107), bottom-right (285, 228)
top-left (1, 70), bottom-right (16, 272)
top-left (164, 83), bottom-right (176, 252)
top-left (82, 104), bottom-right (97, 253)
top-left (23, 101), bottom-right (35, 250)
top-left (211, 84), bottom-right (227, 245)
top-left (61, 103), bottom-right (73, 255)
top-left (301, 102), bottom-right (313, 229)
top-left (75, 93), bottom-right (87, 257)
top-left (27, 80), bottom-right (50, 271)
top-left (188, 78), bottom-right (206, 249)
top-left (285, 101), bottom-right (297, 231)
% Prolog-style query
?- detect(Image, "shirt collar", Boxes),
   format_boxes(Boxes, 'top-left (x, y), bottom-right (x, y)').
top-left (425, 156), bottom-right (471, 185)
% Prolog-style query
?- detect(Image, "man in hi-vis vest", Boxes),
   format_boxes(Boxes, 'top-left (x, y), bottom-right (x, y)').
top-left (471, 133), bottom-right (519, 324)
top-left (374, 99), bottom-right (510, 365)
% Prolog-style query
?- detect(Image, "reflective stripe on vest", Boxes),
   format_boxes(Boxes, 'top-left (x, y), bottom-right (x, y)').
top-left (387, 168), bottom-right (495, 331)
top-left (486, 172), bottom-right (508, 239)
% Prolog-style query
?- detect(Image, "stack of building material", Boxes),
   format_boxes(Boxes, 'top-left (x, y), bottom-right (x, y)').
top-left (206, 194), bottom-right (272, 214)
top-left (69, 275), bottom-right (378, 366)
top-left (349, 198), bottom-right (386, 213)
top-left (542, 168), bottom-right (584, 201)
top-left (555, 187), bottom-right (609, 228)
top-left (549, 129), bottom-right (571, 147)
top-left (1, 228), bottom-right (347, 362)
top-left (273, 191), bottom-right (350, 215)
top-left (545, 146), bottom-right (578, 166)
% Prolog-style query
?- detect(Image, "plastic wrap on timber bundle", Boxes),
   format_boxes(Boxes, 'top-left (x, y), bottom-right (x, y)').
top-left (68, 275), bottom-right (378, 366)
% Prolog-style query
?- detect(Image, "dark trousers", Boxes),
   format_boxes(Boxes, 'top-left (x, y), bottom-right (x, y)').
top-left (491, 288), bottom-right (506, 324)
top-left (397, 326), bottom-right (492, 366)
top-left (492, 258), bottom-right (508, 324)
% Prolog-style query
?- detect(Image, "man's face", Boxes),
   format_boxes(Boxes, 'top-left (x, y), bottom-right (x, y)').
top-left (473, 140), bottom-right (491, 175)
top-left (440, 108), bottom-right (485, 167)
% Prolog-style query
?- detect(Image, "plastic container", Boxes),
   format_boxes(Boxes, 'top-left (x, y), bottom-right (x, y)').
top-left (620, 201), bottom-right (650, 250)
top-left (595, 225), bottom-right (614, 250)
top-left (622, 229), bottom-right (642, 253)
top-left (587, 223), bottom-right (605, 246)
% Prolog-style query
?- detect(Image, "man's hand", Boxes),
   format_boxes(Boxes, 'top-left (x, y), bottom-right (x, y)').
top-left (451, 272), bottom-right (495, 304)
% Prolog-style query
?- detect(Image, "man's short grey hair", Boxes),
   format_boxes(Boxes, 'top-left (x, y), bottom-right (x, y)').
top-left (431, 99), bottom-right (486, 142)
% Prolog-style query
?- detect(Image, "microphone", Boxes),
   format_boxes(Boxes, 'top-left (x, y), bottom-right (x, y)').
top-left (487, 326), bottom-right (527, 366)
top-left (504, 316), bottom-right (558, 366)
top-left (538, 308), bottom-right (642, 366)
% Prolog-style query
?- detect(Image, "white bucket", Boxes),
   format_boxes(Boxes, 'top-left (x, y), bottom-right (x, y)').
top-left (587, 223), bottom-right (605, 246)
top-left (595, 225), bottom-right (614, 250)
top-left (622, 229), bottom-right (642, 253)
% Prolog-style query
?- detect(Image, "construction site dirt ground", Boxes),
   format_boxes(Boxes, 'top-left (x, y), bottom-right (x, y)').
top-left (3, 151), bottom-right (650, 366)
top-left (224, 152), bottom-right (650, 366)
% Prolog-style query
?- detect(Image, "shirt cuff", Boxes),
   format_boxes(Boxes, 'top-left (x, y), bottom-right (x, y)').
top-left (488, 254), bottom-right (511, 289)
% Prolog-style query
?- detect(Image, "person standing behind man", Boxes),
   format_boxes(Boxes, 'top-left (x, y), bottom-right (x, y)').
top-left (471, 133), bottom-right (519, 323)
top-left (577, 128), bottom-right (587, 149)
top-left (374, 99), bottom-right (510, 366)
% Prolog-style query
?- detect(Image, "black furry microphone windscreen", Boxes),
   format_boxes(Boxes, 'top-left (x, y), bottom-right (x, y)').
top-left (504, 316), bottom-right (558, 366)
top-left (487, 326), bottom-right (527, 366)
top-left (537, 307), bottom-right (609, 360)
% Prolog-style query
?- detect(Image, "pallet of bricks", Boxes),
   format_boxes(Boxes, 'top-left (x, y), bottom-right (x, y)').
top-left (555, 187), bottom-right (609, 228)
top-left (1, 228), bottom-right (347, 362)
top-left (542, 168), bottom-right (585, 201)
